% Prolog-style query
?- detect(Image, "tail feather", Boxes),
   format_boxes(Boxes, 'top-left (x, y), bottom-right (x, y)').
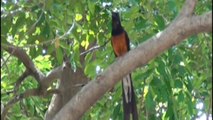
top-left (122, 74), bottom-right (138, 120)
top-left (122, 75), bottom-right (132, 103)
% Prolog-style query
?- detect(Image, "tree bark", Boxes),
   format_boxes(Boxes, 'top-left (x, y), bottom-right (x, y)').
top-left (45, 54), bottom-right (88, 120)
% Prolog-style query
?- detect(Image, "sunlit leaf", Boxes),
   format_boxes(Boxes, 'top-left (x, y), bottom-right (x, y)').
top-left (75, 13), bottom-right (83, 21)
top-left (56, 47), bottom-right (63, 64)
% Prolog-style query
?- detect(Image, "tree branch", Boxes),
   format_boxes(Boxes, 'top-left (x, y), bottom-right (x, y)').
top-left (53, 1), bottom-right (212, 119)
top-left (1, 48), bottom-right (15, 68)
top-left (1, 88), bottom-right (40, 120)
top-left (179, 0), bottom-right (196, 17)
top-left (1, 88), bottom-right (60, 120)
top-left (13, 70), bottom-right (31, 95)
top-left (1, 8), bottom-right (23, 19)
top-left (80, 39), bottom-right (110, 56)
top-left (17, 21), bottom-right (75, 49)
top-left (27, 8), bottom-right (45, 35)
top-left (2, 44), bottom-right (45, 83)
top-left (41, 66), bottom-right (63, 88)
top-left (1, 44), bottom-right (63, 120)
top-left (1, 19), bottom-right (75, 120)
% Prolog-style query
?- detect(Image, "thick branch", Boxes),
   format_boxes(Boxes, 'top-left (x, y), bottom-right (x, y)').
top-left (53, 6), bottom-right (212, 120)
top-left (2, 44), bottom-right (44, 82)
top-left (179, 0), bottom-right (196, 17)
top-left (41, 66), bottom-right (63, 88)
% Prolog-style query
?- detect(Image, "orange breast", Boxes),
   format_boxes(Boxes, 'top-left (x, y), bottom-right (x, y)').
top-left (112, 32), bottom-right (128, 57)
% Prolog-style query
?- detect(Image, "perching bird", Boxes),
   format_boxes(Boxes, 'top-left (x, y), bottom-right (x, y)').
top-left (111, 12), bottom-right (138, 120)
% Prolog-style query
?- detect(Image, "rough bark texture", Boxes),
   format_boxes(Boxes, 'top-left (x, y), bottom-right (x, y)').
top-left (45, 62), bottom-right (88, 120)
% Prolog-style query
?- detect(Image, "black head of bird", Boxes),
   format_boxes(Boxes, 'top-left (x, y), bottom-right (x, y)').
top-left (112, 12), bottom-right (122, 30)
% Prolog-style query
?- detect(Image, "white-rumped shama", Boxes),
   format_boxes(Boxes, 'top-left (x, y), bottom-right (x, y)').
top-left (111, 12), bottom-right (138, 120)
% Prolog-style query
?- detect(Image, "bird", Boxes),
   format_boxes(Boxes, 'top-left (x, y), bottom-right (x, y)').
top-left (111, 12), bottom-right (138, 120)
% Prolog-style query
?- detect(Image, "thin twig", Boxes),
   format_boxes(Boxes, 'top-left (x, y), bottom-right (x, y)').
top-left (1, 88), bottom-right (60, 120)
top-left (20, 100), bottom-right (29, 117)
top-left (27, 11), bottom-right (45, 35)
top-left (44, 89), bottom-right (61, 97)
top-left (1, 48), bottom-right (15, 68)
top-left (1, 8), bottom-right (23, 19)
top-left (27, 1), bottom-right (46, 35)
top-left (15, 21), bottom-right (75, 49)
top-left (59, 21), bottom-right (75, 39)
top-left (1, 88), bottom-right (39, 120)
top-left (1, 56), bottom-right (12, 81)
top-left (13, 70), bottom-right (31, 95)
top-left (1, 90), bottom-right (14, 95)
top-left (80, 39), bottom-right (111, 56)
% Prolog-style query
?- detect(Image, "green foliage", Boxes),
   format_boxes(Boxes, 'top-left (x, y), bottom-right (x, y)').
top-left (1, 0), bottom-right (212, 120)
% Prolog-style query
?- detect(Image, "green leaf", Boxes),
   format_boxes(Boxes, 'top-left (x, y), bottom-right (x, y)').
top-left (85, 52), bottom-right (93, 63)
top-left (150, 77), bottom-right (162, 86)
top-left (42, 22), bottom-right (50, 38)
top-left (11, 14), bottom-right (25, 36)
top-left (168, 0), bottom-right (177, 15)
top-left (72, 41), bottom-right (81, 68)
top-left (178, 91), bottom-right (184, 102)
top-left (84, 62), bottom-right (96, 79)
top-left (37, 10), bottom-right (45, 26)
top-left (155, 15), bottom-right (165, 30)
top-left (165, 101), bottom-right (174, 119)
top-left (75, 13), bottom-right (83, 21)
top-left (157, 59), bottom-right (167, 77)
top-left (112, 103), bottom-right (121, 119)
top-left (187, 99), bottom-right (194, 115)
top-left (29, 46), bottom-right (37, 59)
top-left (184, 80), bottom-right (193, 92)
top-left (88, 1), bottom-right (95, 15)
top-left (56, 47), bottom-right (63, 64)
top-left (145, 90), bottom-right (155, 111)
top-left (174, 79), bottom-right (183, 88)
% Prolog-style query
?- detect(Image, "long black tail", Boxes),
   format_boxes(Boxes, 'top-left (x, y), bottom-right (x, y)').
top-left (122, 74), bottom-right (138, 120)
